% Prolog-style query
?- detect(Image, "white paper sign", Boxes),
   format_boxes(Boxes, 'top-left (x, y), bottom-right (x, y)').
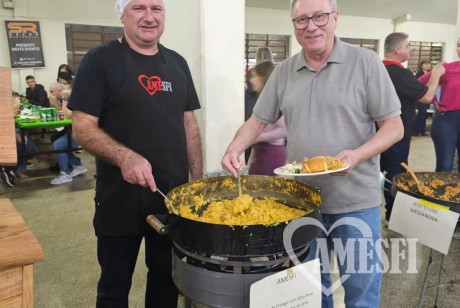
top-left (390, 192), bottom-right (459, 255)
top-left (250, 259), bottom-right (321, 308)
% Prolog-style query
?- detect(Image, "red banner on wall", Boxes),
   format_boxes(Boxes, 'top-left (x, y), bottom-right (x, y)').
top-left (4, 20), bottom-right (45, 68)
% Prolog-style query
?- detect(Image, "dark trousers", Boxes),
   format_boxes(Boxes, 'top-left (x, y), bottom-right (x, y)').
top-left (96, 230), bottom-right (178, 308)
top-left (380, 139), bottom-right (411, 221)
top-left (430, 110), bottom-right (460, 172)
top-left (414, 102), bottom-right (429, 135)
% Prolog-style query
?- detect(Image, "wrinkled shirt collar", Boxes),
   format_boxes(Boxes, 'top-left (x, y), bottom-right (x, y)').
top-left (294, 36), bottom-right (344, 71)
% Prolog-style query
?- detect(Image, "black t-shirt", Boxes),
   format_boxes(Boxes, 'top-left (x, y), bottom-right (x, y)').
top-left (68, 39), bottom-right (201, 235)
top-left (384, 64), bottom-right (427, 140)
top-left (68, 39), bottom-right (200, 116)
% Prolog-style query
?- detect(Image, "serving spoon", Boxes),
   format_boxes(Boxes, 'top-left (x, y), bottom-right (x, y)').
top-left (237, 169), bottom-right (242, 197)
top-left (156, 188), bottom-right (179, 215)
top-left (400, 162), bottom-right (432, 196)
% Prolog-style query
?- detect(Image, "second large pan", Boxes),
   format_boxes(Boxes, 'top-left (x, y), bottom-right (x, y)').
top-left (391, 172), bottom-right (460, 213)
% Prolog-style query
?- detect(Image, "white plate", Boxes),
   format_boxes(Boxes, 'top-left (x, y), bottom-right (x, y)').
top-left (273, 164), bottom-right (350, 176)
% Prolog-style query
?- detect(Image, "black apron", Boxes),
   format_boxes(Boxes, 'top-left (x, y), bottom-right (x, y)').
top-left (94, 38), bottom-right (189, 236)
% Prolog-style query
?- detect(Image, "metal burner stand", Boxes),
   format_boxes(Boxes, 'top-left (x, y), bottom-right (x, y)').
top-left (172, 243), bottom-right (309, 308)
top-left (417, 246), bottom-right (460, 307)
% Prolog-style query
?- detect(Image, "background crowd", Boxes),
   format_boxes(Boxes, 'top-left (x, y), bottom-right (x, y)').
top-left (0, 63), bottom-right (87, 187)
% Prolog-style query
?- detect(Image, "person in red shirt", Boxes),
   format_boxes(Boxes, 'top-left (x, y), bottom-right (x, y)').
top-left (418, 37), bottom-right (460, 172)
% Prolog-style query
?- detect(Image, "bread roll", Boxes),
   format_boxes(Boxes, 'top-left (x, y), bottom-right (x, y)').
top-left (306, 156), bottom-right (327, 173)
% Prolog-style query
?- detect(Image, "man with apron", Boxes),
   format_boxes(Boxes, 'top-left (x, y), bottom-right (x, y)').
top-left (68, 0), bottom-right (203, 307)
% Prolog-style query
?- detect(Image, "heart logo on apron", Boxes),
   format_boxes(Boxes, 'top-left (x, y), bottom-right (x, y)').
top-left (138, 75), bottom-right (163, 95)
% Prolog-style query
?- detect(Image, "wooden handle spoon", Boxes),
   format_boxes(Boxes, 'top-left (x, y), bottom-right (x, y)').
top-left (400, 163), bottom-right (432, 196)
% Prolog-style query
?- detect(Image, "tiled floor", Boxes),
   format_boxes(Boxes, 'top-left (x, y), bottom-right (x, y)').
top-left (1, 131), bottom-right (459, 308)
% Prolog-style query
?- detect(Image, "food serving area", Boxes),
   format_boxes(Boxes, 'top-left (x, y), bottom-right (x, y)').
top-left (0, 133), bottom-right (458, 307)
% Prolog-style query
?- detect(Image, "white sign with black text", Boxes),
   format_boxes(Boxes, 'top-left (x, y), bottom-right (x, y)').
top-left (389, 192), bottom-right (459, 255)
top-left (250, 258), bottom-right (321, 308)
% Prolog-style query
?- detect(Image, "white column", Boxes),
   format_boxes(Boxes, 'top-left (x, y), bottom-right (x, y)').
top-left (163, 0), bottom-right (245, 175)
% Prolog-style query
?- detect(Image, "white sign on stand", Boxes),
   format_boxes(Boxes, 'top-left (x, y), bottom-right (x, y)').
top-left (390, 192), bottom-right (459, 255)
top-left (250, 259), bottom-right (321, 308)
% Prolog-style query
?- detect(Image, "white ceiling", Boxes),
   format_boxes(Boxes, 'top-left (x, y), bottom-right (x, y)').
top-left (246, 0), bottom-right (458, 25)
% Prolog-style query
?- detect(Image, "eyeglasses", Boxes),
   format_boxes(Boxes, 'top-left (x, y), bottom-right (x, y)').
top-left (292, 12), bottom-right (335, 30)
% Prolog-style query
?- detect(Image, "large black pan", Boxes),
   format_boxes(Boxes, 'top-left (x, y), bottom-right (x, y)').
top-left (147, 175), bottom-right (322, 257)
top-left (391, 172), bottom-right (460, 213)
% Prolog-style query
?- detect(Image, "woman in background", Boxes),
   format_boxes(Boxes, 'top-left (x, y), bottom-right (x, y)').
top-left (57, 64), bottom-right (74, 79)
top-left (413, 59), bottom-right (431, 136)
top-left (57, 64), bottom-right (75, 91)
top-left (418, 38), bottom-right (460, 172)
top-left (57, 71), bottom-right (74, 90)
top-left (247, 61), bottom-right (287, 175)
top-left (244, 46), bottom-right (275, 164)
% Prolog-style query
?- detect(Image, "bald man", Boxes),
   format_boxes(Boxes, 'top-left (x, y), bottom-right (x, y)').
top-left (47, 82), bottom-right (87, 185)
top-left (68, 0), bottom-right (203, 306)
top-left (380, 32), bottom-right (444, 223)
top-left (48, 82), bottom-right (64, 110)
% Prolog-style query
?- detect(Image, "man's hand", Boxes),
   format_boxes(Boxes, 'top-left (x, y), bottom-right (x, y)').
top-left (333, 150), bottom-right (360, 176)
top-left (221, 117), bottom-right (267, 177)
top-left (119, 151), bottom-right (157, 191)
top-left (221, 150), bottom-right (244, 177)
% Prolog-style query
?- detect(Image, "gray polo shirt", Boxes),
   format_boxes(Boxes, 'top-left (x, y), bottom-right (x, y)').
top-left (253, 37), bottom-right (401, 214)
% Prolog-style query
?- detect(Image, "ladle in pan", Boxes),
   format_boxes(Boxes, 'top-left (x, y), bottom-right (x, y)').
top-left (400, 162), bottom-right (433, 196)
top-left (237, 169), bottom-right (242, 197)
top-left (156, 188), bottom-right (179, 215)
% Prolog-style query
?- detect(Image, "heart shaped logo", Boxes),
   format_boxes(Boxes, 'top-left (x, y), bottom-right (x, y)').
top-left (138, 74), bottom-right (163, 95)
top-left (283, 217), bottom-right (373, 296)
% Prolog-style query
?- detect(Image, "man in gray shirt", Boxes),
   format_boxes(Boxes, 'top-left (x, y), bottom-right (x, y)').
top-left (222, 0), bottom-right (403, 306)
